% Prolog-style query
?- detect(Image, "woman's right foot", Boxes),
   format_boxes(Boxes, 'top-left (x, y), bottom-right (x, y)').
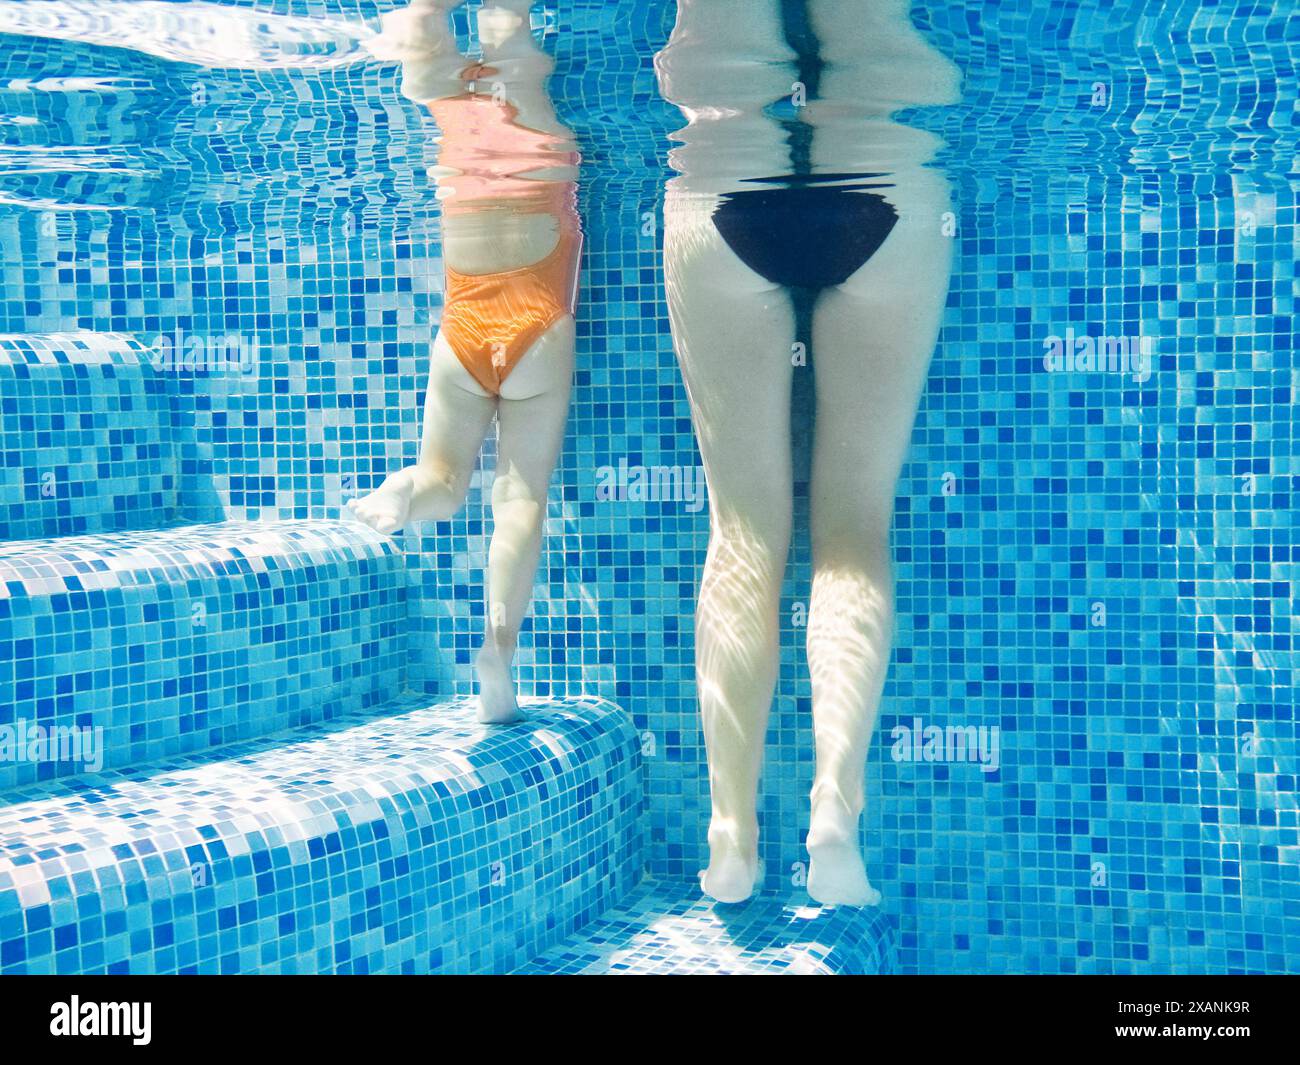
top-left (806, 840), bottom-right (881, 908)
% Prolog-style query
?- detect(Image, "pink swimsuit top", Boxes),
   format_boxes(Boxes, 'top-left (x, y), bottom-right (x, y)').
top-left (427, 65), bottom-right (579, 220)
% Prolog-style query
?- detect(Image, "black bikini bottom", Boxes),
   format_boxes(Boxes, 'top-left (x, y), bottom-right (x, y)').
top-left (711, 184), bottom-right (898, 289)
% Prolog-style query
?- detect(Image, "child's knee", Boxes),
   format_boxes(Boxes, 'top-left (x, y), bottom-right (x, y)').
top-left (491, 470), bottom-right (544, 529)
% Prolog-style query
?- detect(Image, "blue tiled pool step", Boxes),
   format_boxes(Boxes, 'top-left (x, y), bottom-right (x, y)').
top-left (0, 332), bottom-right (175, 541)
top-left (0, 696), bottom-right (644, 974)
top-left (0, 519), bottom-right (407, 790)
top-left (516, 877), bottom-right (897, 975)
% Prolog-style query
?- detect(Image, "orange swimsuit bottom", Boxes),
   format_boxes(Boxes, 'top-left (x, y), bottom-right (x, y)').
top-left (440, 224), bottom-right (581, 395)
top-left (429, 83), bottom-right (582, 396)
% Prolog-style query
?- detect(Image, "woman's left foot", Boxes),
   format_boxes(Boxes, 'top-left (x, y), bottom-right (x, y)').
top-left (700, 854), bottom-right (763, 904)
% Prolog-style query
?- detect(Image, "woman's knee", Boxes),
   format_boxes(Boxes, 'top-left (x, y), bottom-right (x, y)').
top-left (704, 510), bottom-right (790, 590)
top-left (811, 504), bottom-right (892, 572)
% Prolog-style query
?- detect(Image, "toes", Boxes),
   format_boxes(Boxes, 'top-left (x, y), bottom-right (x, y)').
top-left (347, 497), bottom-right (390, 533)
top-left (342, 485), bottom-right (407, 537)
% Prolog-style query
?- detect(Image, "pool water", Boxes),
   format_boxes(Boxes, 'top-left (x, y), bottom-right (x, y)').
top-left (0, 0), bottom-right (1295, 974)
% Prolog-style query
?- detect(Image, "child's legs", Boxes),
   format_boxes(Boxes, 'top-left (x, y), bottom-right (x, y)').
top-left (472, 313), bottom-right (573, 725)
top-left (349, 329), bottom-right (495, 534)
top-left (411, 331), bottom-right (498, 520)
top-left (486, 365), bottom-right (571, 659)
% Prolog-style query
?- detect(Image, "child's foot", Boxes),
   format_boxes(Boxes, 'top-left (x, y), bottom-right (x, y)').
top-left (806, 841), bottom-right (881, 907)
top-left (475, 645), bottom-right (523, 724)
top-left (348, 467), bottom-right (417, 535)
top-left (348, 464), bottom-right (455, 535)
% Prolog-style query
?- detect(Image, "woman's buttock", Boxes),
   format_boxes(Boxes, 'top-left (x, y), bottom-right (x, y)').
top-left (663, 190), bottom-right (776, 297)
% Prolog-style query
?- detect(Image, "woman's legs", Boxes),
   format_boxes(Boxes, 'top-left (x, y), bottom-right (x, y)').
top-left (665, 195), bottom-right (796, 903)
top-left (804, 180), bottom-right (952, 905)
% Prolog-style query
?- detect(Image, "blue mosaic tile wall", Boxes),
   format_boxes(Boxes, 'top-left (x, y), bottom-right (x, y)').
top-left (0, 333), bottom-right (176, 540)
top-left (0, 0), bottom-right (1294, 974)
